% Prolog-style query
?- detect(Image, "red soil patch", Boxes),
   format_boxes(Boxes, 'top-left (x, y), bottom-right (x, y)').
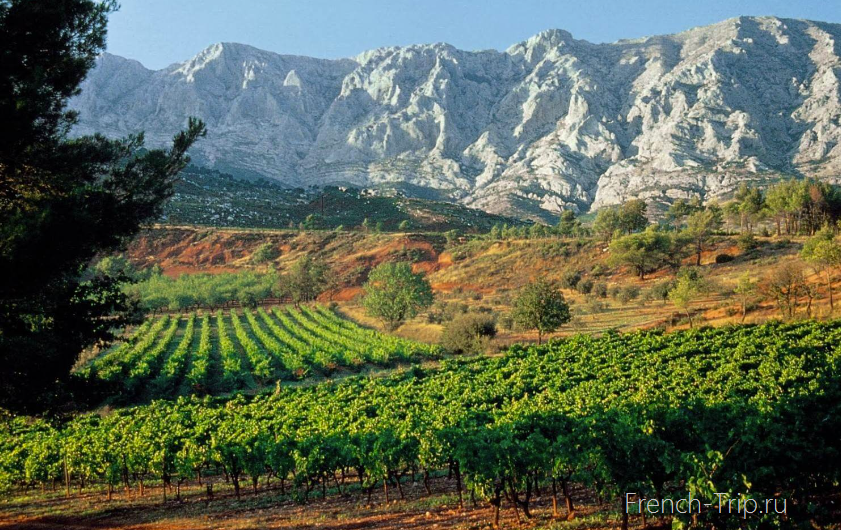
top-left (327, 287), bottom-right (363, 302)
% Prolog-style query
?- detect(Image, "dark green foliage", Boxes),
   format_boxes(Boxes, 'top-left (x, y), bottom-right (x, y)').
top-left (649, 280), bottom-right (674, 305)
top-left (737, 232), bottom-right (759, 252)
top-left (276, 256), bottom-right (330, 306)
top-left (426, 301), bottom-right (469, 324)
top-left (440, 312), bottom-right (497, 355)
top-left (617, 285), bottom-right (640, 304)
top-left (560, 269), bottom-right (582, 289)
top-left (511, 279), bottom-right (571, 344)
top-left (0, 0), bottom-right (205, 413)
top-left (165, 174), bottom-right (524, 233)
top-left (5, 321), bottom-right (841, 529)
top-left (363, 262), bottom-right (434, 331)
top-left (555, 210), bottom-right (582, 237)
top-left (608, 226), bottom-right (673, 279)
top-left (575, 277), bottom-right (594, 295)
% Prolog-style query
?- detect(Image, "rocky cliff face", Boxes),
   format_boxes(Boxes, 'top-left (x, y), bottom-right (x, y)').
top-left (71, 17), bottom-right (841, 220)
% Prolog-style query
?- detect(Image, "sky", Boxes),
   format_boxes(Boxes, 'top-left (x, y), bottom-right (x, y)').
top-left (107, 0), bottom-right (841, 70)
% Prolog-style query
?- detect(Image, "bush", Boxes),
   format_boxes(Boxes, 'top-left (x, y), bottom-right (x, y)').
top-left (560, 269), bottom-right (582, 289)
top-left (497, 314), bottom-right (515, 331)
top-left (649, 280), bottom-right (673, 304)
top-left (585, 296), bottom-right (607, 314)
top-left (575, 277), bottom-right (594, 295)
top-left (608, 285), bottom-right (622, 299)
top-left (715, 253), bottom-right (734, 264)
top-left (590, 264), bottom-right (608, 277)
top-left (737, 233), bottom-right (759, 252)
top-left (427, 301), bottom-right (470, 324)
top-left (593, 282), bottom-right (608, 298)
top-left (440, 313), bottom-right (497, 355)
top-left (617, 285), bottom-right (640, 304)
top-left (250, 242), bottom-right (278, 264)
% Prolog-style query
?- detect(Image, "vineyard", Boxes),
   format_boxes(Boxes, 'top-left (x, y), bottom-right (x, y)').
top-left (5, 320), bottom-right (841, 529)
top-left (83, 305), bottom-right (441, 402)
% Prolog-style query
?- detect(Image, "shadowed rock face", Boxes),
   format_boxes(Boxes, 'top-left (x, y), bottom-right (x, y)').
top-left (71, 17), bottom-right (841, 220)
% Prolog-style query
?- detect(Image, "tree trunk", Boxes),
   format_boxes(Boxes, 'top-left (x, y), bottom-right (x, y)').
top-left (561, 478), bottom-right (575, 519)
top-left (491, 489), bottom-right (502, 530)
top-left (551, 478), bottom-right (559, 517)
top-left (454, 462), bottom-right (464, 509)
top-left (507, 483), bottom-right (522, 528)
top-left (827, 270), bottom-right (834, 311)
top-left (64, 454), bottom-right (70, 498)
top-left (394, 472), bottom-right (404, 499)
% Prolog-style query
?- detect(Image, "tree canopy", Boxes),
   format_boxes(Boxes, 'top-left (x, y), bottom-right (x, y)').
top-left (511, 279), bottom-right (571, 344)
top-left (0, 0), bottom-right (205, 412)
top-left (608, 226), bottom-right (672, 279)
top-left (362, 262), bottom-right (434, 331)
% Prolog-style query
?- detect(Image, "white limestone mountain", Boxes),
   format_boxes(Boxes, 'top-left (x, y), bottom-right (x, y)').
top-left (70, 16), bottom-right (841, 221)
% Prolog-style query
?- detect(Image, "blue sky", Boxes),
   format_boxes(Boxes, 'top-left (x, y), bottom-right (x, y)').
top-left (107, 0), bottom-right (841, 69)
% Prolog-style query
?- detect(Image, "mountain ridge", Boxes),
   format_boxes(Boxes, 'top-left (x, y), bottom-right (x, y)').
top-left (70, 16), bottom-right (841, 220)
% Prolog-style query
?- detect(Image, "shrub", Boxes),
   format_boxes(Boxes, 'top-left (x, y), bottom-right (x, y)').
top-left (590, 264), bottom-right (608, 277)
top-left (440, 313), bottom-right (497, 355)
top-left (715, 253), bottom-right (734, 264)
top-left (250, 242), bottom-right (279, 264)
top-left (649, 280), bottom-right (673, 304)
top-left (737, 233), bottom-right (759, 252)
top-left (617, 285), bottom-right (640, 304)
top-left (608, 285), bottom-right (622, 299)
top-left (560, 269), bottom-right (582, 289)
top-left (585, 296), bottom-right (607, 314)
top-left (427, 301), bottom-right (470, 324)
top-left (497, 314), bottom-right (515, 331)
top-left (575, 277), bottom-right (594, 295)
top-left (593, 282), bottom-right (608, 298)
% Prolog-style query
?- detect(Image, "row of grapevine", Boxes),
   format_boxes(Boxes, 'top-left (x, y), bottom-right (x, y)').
top-left (94, 316), bottom-right (167, 381)
top-left (229, 309), bottom-right (274, 381)
top-left (251, 308), bottom-right (308, 375)
top-left (151, 314), bottom-right (196, 396)
top-left (185, 314), bottom-right (212, 391)
top-left (216, 310), bottom-right (247, 389)
top-left (83, 306), bottom-right (441, 403)
top-left (125, 317), bottom-right (180, 394)
top-left (9, 320), bottom-right (841, 529)
top-left (271, 307), bottom-right (346, 369)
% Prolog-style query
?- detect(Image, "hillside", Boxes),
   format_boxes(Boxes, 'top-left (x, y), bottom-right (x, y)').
top-left (163, 166), bottom-right (525, 231)
top-left (71, 17), bottom-right (841, 220)
top-left (125, 226), bottom-right (815, 345)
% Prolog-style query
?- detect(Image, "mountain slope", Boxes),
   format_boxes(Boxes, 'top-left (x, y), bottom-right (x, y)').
top-left (71, 16), bottom-right (841, 220)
